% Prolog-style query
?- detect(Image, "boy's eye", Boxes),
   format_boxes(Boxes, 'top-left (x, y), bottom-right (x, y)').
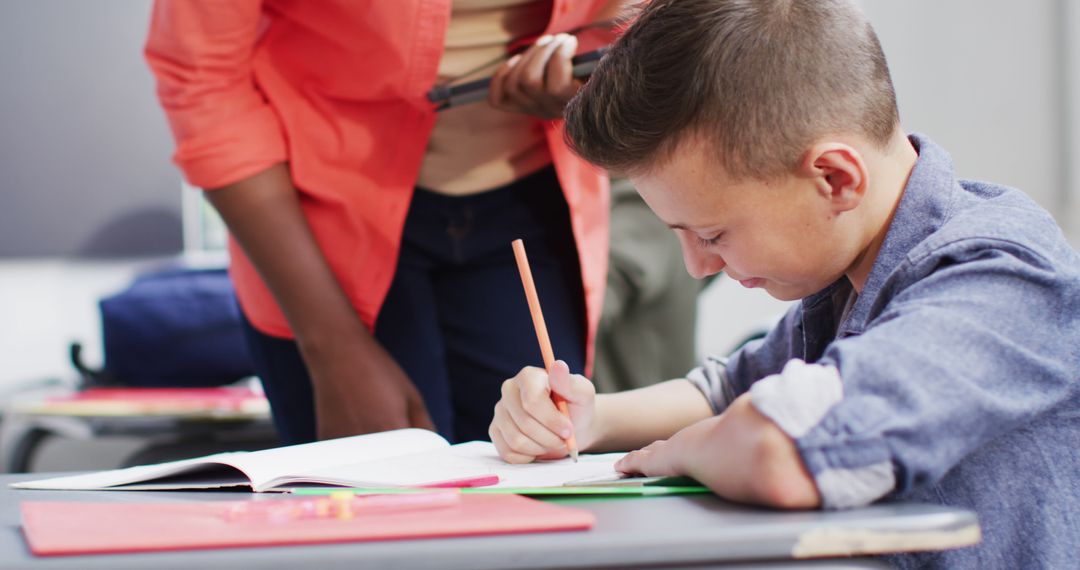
top-left (697, 233), bottom-right (723, 247)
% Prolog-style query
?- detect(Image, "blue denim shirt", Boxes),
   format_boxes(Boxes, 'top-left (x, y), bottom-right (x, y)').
top-left (689, 134), bottom-right (1080, 568)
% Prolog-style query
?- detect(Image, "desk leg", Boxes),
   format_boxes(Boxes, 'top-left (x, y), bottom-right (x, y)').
top-left (7, 428), bottom-right (51, 473)
top-left (0, 413), bottom-right (54, 473)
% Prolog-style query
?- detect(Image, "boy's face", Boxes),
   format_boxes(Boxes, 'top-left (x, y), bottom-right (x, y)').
top-left (630, 138), bottom-right (860, 301)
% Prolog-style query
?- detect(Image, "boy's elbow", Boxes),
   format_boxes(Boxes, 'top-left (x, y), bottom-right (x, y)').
top-left (757, 473), bottom-right (821, 510)
top-left (750, 425), bottom-right (822, 509)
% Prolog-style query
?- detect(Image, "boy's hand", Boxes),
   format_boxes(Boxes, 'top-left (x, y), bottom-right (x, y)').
top-left (490, 360), bottom-right (596, 463)
top-left (488, 34), bottom-right (581, 119)
top-left (612, 413), bottom-right (719, 479)
top-left (615, 394), bottom-right (821, 509)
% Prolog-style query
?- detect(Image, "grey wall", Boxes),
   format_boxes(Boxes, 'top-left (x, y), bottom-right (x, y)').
top-left (0, 1), bottom-right (1076, 258)
top-left (0, 0), bottom-right (181, 258)
top-left (861, 0), bottom-right (1077, 245)
top-left (1066, 0), bottom-right (1080, 239)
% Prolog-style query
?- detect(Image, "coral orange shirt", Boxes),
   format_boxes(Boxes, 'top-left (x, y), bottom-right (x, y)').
top-left (145, 0), bottom-right (613, 372)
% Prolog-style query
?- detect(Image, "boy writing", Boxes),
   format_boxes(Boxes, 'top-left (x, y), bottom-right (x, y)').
top-left (488, 0), bottom-right (1080, 567)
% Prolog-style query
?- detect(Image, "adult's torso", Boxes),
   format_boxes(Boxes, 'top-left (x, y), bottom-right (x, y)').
top-left (418, 0), bottom-right (554, 195)
top-left (236, 0), bottom-right (612, 371)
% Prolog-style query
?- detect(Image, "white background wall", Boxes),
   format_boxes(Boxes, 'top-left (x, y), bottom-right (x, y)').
top-left (865, 1), bottom-right (1070, 224)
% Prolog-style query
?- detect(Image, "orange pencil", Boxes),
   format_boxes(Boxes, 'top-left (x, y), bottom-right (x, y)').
top-left (510, 239), bottom-right (579, 462)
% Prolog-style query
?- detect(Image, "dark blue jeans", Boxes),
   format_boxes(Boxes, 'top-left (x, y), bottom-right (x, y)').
top-left (241, 166), bottom-right (586, 444)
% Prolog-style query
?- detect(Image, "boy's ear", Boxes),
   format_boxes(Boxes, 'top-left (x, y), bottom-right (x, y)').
top-left (799, 142), bottom-right (867, 214)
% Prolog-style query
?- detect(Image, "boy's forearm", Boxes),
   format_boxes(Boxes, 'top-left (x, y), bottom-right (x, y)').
top-left (684, 395), bottom-right (821, 508)
top-left (612, 392), bottom-right (821, 508)
top-left (588, 379), bottom-right (713, 452)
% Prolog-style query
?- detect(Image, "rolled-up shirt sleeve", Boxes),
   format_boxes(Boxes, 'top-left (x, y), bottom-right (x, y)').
top-left (685, 355), bottom-right (736, 414)
top-left (144, 0), bottom-right (288, 189)
top-left (690, 343), bottom-right (896, 508)
top-left (698, 230), bottom-right (1080, 512)
top-left (687, 304), bottom-right (801, 414)
top-left (749, 359), bottom-right (895, 509)
top-left (778, 240), bottom-right (1075, 510)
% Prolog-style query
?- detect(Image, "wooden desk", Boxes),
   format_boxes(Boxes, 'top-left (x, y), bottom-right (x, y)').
top-left (0, 473), bottom-right (979, 569)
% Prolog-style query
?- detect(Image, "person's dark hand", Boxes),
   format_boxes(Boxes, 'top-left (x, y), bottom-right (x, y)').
top-left (306, 331), bottom-right (435, 440)
top-left (488, 33), bottom-right (582, 119)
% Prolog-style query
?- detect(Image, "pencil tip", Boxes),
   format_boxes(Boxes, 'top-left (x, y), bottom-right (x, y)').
top-left (570, 449), bottom-right (579, 463)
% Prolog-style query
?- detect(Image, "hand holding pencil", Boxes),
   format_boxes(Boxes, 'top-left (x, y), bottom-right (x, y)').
top-left (488, 240), bottom-right (597, 464)
top-left (489, 356), bottom-right (598, 464)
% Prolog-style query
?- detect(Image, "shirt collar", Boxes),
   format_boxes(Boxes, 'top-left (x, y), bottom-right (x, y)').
top-left (804, 133), bottom-right (959, 331)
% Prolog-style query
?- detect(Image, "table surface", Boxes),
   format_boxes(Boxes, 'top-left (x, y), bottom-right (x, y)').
top-left (0, 473), bottom-right (979, 570)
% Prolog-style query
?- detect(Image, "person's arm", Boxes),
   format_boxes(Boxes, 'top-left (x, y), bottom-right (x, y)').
top-left (623, 235), bottom-right (1080, 510)
top-left (489, 361), bottom-right (711, 463)
top-left (146, 1), bottom-right (433, 439)
top-left (145, 0), bottom-right (286, 190)
top-left (615, 393), bottom-right (822, 508)
top-left (205, 165), bottom-right (434, 439)
top-left (490, 353), bottom-right (821, 507)
top-left (589, 379), bottom-right (713, 451)
top-left (491, 279), bottom-right (802, 462)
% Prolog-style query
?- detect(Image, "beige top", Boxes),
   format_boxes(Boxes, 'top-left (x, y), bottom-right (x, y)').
top-left (417, 0), bottom-right (553, 195)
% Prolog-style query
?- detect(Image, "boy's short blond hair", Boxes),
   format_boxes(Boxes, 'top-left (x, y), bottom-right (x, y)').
top-left (565, 0), bottom-right (900, 180)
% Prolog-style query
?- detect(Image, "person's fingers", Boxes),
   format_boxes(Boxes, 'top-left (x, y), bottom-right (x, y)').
top-left (488, 34), bottom-right (583, 117)
top-left (515, 34), bottom-right (566, 98)
top-left (405, 387), bottom-right (436, 430)
top-left (548, 360), bottom-right (594, 407)
top-left (544, 34), bottom-right (578, 97)
top-left (409, 403), bottom-right (436, 431)
top-left (501, 422), bottom-right (553, 457)
top-left (615, 440), bottom-right (675, 475)
top-left (500, 41), bottom-right (543, 105)
top-left (493, 380), bottom-right (559, 456)
top-left (615, 448), bottom-right (650, 475)
top-left (536, 449), bottom-right (571, 461)
top-left (505, 397), bottom-right (569, 452)
top-left (487, 53), bottom-right (521, 108)
top-left (504, 35), bottom-right (553, 96)
top-left (493, 396), bottom-right (557, 458)
top-left (490, 424), bottom-right (539, 464)
top-left (503, 34), bottom-right (563, 111)
top-left (516, 364), bottom-right (574, 437)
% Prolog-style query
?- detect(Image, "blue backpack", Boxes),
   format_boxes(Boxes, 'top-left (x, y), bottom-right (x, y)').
top-left (72, 268), bottom-right (254, 388)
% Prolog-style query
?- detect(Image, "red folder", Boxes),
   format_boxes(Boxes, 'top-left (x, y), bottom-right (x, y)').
top-left (22, 494), bottom-right (595, 556)
top-left (25, 386), bottom-right (268, 416)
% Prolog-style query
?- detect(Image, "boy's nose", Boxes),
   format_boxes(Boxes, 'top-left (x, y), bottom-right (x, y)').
top-left (681, 243), bottom-right (725, 280)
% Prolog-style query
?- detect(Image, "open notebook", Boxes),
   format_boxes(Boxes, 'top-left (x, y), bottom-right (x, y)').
top-left (11, 428), bottom-right (627, 492)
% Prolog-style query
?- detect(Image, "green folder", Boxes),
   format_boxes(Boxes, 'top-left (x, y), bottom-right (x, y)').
top-left (290, 484), bottom-right (709, 497)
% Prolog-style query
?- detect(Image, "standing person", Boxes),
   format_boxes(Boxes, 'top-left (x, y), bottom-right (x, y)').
top-left (593, 177), bottom-right (711, 394)
top-left (489, 0), bottom-right (1080, 567)
top-left (145, 1), bottom-right (623, 444)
